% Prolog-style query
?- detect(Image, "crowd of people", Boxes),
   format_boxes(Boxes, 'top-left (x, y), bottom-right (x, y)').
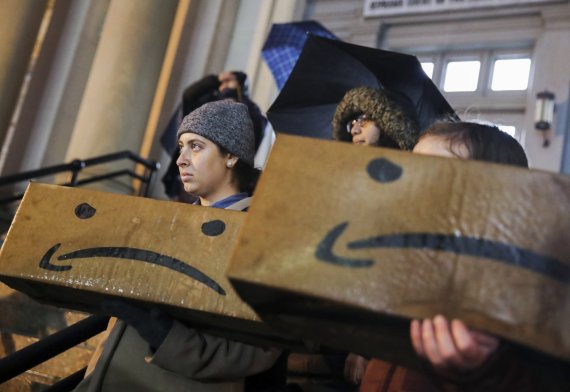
top-left (72, 58), bottom-right (567, 391)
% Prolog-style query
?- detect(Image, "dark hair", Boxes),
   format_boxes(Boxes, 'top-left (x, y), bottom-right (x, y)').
top-left (421, 121), bottom-right (528, 168)
top-left (219, 72), bottom-right (265, 151)
top-left (218, 146), bottom-right (261, 195)
top-left (231, 71), bottom-right (248, 94)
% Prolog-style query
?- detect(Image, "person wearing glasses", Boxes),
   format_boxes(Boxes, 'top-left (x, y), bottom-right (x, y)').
top-left (331, 95), bottom-right (559, 391)
top-left (332, 88), bottom-right (511, 388)
top-left (323, 86), bottom-right (421, 387)
top-left (332, 86), bottom-right (420, 150)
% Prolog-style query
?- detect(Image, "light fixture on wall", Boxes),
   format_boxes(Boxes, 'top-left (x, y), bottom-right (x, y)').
top-left (535, 90), bottom-right (556, 147)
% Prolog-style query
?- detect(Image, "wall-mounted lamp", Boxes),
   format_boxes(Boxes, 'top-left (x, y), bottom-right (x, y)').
top-left (535, 90), bottom-right (556, 147)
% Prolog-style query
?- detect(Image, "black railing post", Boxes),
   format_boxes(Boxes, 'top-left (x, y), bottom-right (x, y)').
top-left (143, 161), bottom-right (160, 197)
top-left (0, 150), bottom-right (161, 386)
top-left (69, 159), bottom-right (85, 187)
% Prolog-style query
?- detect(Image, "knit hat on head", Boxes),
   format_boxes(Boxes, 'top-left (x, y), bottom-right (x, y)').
top-left (332, 87), bottom-right (420, 150)
top-left (177, 100), bottom-right (255, 166)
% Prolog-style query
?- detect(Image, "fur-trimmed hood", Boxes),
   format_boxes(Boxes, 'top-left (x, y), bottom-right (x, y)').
top-left (332, 87), bottom-right (419, 150)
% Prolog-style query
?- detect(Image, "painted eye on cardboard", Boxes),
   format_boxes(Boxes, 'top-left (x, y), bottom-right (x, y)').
top-left (367, 158), bottom-right (402, 183)
top-left (201, 220), bottom-right (226, 236)
top-left (75, 203), bottom-right (96, 219)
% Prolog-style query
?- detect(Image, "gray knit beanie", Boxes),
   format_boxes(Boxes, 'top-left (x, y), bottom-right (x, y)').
top-left (177, 100), bottom-right (255, 166)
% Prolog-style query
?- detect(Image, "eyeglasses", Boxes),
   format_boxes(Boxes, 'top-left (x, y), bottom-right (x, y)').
top-left (346, 114), bottom-right (370, 133)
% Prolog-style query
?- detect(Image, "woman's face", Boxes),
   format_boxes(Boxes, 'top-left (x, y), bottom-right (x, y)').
top-left (348, 114), bottom-right (381, 146)
top-left (176, 132), bottom-right (235, 199)
top-left (412, 134), bottom-right (470, 159)
top-left (218, 72), bottom-right (239, 92)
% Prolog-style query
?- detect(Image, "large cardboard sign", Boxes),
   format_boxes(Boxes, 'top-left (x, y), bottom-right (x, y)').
top-left (0, 183), bottom-right (296, 347)
top-left (228, 134), bottom-right (570, 363)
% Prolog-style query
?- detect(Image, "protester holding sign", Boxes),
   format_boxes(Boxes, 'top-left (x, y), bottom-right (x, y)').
top-left (359, 122), bottom-right (541, 391)
top-left (331, 85), bottom-right (421, 386)
top-left (74, 101), bottom-right (281, 392)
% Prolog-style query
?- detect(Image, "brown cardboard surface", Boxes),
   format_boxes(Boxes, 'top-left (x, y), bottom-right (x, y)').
top-left (227, 134), bottom-right (570, 364)
top-left (0, 183), bottom-right (297, 348)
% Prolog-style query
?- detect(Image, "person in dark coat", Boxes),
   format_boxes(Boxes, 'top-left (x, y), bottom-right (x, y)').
top-left (74, 101), bottom-right (281, 392)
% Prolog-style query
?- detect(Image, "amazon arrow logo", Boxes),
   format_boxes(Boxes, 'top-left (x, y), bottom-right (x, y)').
top-left (39, 243), bottom-right (226, 295)
top-left (316, 221), bottom-right (570, 285)
top-left (38, 202), bottom-right (229, 295)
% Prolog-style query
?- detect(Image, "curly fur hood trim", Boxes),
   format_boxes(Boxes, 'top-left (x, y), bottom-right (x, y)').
top-left (332, 87), bottom-right (419, 150)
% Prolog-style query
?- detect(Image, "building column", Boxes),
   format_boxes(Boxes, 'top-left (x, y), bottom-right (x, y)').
top-left (0, 0), bottom-right (47, 172)
top-left (64, 0), bottom-right (178, 193)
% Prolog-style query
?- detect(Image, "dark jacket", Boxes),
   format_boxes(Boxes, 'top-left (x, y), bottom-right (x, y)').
top-left (359, 345), bottom-right (569, 392)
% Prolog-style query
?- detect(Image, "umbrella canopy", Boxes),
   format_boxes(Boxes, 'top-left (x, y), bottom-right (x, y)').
top-left (267, 35), bottom-right (458, 140)
top-left (261, 21), bottom-right (337, 90)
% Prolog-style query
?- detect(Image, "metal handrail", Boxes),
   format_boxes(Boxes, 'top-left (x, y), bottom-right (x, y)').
top-left (0, 151), bottom-right (159, 388)
top-left (0, 150), bottom-right (160, 203)
top-left (0, 315), bottom-right (110, 384)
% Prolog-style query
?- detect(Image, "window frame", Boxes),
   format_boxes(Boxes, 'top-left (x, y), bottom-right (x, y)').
top-left (487, 50), bottom-right (533, 92)
top-left (442, 54), bottom-right (484, 93)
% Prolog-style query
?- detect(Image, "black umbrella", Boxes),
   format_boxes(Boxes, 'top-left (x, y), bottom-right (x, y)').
top-left (267, 35), bottom-right (458, 139)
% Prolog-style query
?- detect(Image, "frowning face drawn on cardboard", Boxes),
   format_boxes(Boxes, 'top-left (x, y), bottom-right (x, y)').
top-left (0, 184), bottom-right (270, 338)
top-left (316, 158), bottom-right (570, 285)
top-left (38, 202), bottom-right (227, 295)
top-left (0, 183), bottom-right (250, 310)
top-left (227, 134), bottom-right (570, 361)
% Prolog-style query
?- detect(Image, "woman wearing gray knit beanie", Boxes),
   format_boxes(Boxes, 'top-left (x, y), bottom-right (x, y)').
top-left (176, 100), bottom-right (262, 207)
top-left (74, 100), bottom-right (282, 392)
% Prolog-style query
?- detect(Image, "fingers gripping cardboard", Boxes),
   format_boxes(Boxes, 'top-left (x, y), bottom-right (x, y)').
top-left (1, 134), bottom-right (569, 363)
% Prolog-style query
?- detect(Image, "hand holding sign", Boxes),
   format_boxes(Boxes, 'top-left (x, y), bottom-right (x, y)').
top-left (101, 300), bottom-right (173, 351)
top-left (410, 316), bottom-right (500, 372)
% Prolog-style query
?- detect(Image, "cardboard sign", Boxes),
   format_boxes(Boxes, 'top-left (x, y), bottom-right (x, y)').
top-left (228, 134), bottom-right (570, 363)
top-left (0, 183), bottom-right (297, 348)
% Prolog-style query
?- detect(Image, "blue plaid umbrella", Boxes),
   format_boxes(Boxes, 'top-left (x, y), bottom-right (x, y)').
top-left (262, 21), bottom-right (337, 90)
